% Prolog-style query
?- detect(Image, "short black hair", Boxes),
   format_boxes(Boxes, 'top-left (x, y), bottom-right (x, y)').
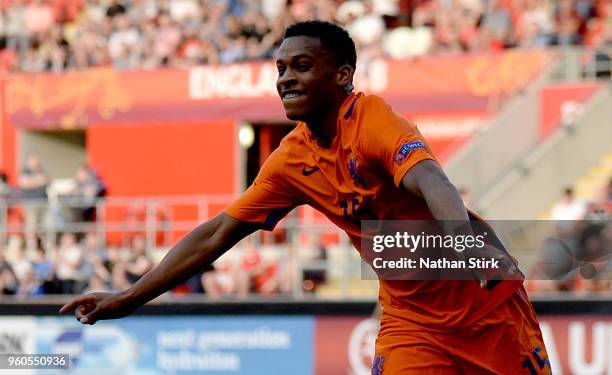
top-left (283, 20), bottom-right (357, 70)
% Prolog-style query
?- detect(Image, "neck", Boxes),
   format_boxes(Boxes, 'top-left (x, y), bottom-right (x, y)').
top-left (307, 93), bottom-right (350, 148)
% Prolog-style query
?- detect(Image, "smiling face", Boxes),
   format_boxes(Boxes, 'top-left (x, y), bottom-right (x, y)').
top-left (275, 36), bottom-right (348, 124)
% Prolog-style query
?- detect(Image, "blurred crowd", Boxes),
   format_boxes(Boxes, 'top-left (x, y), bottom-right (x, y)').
top-left (0, 0), bottom-right (609, 72)
top-left (0, 230), bottom-right (329, 299)
top-left (528, 181), bottom-right (612, 294)
top-left (1, 153), bottom-right (106, 243)
top-left (0, 232), bottom-right (154, 298)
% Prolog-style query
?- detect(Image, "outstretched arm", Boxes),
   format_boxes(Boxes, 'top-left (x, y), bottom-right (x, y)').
top-left (60, 213), bottom-right (259, 324)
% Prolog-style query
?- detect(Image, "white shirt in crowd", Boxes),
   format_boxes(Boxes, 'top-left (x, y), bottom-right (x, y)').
top-left (551, 198), bottom-right (587, 220)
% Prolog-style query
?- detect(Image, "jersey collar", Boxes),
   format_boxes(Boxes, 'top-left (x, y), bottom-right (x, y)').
top-left (305, 92), bottom-right (362, 147)
top-left (339, 92), bottom-right (362, 121)
top-left (338, 92), bottom-right (362, 120)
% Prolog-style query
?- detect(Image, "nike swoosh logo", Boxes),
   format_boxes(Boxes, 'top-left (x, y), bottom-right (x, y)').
top-left (302, 166), bottom-right (320, 176)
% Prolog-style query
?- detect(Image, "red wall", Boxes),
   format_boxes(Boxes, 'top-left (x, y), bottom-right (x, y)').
top-left (87, 121), bottom-right (238, 197)
top-left (539, 82), bottom-right (602, 140)
top-left (0, 79), bottom-right (16, 180)
top-left (0, 116), bottom-right (16, 180)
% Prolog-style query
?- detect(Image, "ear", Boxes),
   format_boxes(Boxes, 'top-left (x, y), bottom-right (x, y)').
top-left (336, 64), bottom-right (354, 90)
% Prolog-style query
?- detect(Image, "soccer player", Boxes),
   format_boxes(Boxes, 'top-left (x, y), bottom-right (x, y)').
top-left (61, 21), bottom-right (551, 374)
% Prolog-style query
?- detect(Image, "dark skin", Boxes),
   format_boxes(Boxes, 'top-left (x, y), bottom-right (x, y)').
top-left (60, 35), bottom-right (514, 325)
top-left (276, 36), bottom-right (353, 147)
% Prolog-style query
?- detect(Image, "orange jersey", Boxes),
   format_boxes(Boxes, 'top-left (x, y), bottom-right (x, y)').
top-left (225, 92), bottom-right (522, 331)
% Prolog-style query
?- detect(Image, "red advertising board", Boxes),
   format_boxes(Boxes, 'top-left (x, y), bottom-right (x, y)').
top-left (315, 315), bottom-right (612, 375)
top-left (5, 51), bottom-right (550, 129)
top-left (0, 50), bottom-right (552, 190)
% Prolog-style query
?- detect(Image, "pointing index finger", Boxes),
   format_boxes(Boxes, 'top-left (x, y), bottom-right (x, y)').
top-left (59, 295), bottom-right (95, 315)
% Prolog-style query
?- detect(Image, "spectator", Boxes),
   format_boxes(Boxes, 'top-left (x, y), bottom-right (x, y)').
top-left (236, 244), bottom-right (280, 297)
top-left (153, 11), bottom-right (181, 65)
top-left (38, 25), bottom-right (70, 72)
top-left (175, 27), bottom-right (219, 66)
top-left (54, 232), bottom-right (86, 294)
top-left (584, 1), bottom-right (611, 78)
top-left (82, 231), bottom-right (106, 260)
top-left (0, 171), bottom-right (14, 232)
top-left (23, 0), bottom-right (55, 40)
top-left (555, 0), bottom-right (583, 45)
top-left (241, 11), bottom-right (272, 42)
top-left (82, 0), bottom-right (108, 26)
top-left (262, 0), bottom-right (286, 23)
top-left (83, 273), bottom-right (111, 294)
top-left (106, 0), bottom-right (127, 19)
top-left (218, 35), bottom-right (247, 64)
top-left (481, 0), bottom-right (512, 47)
top-left (124, 235), bottom-right (153, 284)
top-left (60, 164), bottom-right (106, 222)
top-left (107, 13), bottom-right (141, 68)
top-left (168, 0), bottom-right (200, 23)
top-left (203, 259), bottom-right (237, 298)
top-left (0, 171), bottom-right (13, 201)
top-left (7, 235), bottom-right (32, 283)
top-left (21, 43), bottom-right (46, 72)
top-left (4, 0), bottom-right (27, 52)
top-left (127, 0), bottom-right (159, 24)
top-left (80, 232), bottom-right (111, 287)
top-left (458, 4), bottom-right (482, 51)
top-left (514, 0), bottom-right (555, 48)
top-left (551, 187), bottom-right (587, 220)
top-left (109, 247), bottom-right (131, 291)
top-left (0, 36), bottom-right (18, 71)
top-left (0, 246), bottom-right (18, 296)
top-left (591, 177), bottom-right (612, 214)
top-left (348, 0), bottom-right (386, 50)
top-left (51, 0), bottom-right (84, 24)
top-left (31, 240), bottom-right (53, 291)
top-left (18, 153), bottom-right (49, 243)
top-left (432, 8), bottom-right (462, 52)
top-left (15, 269), bottom-right (43, 299)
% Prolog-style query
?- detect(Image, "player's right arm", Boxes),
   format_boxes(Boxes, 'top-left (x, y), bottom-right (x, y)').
top-left (60, 145), bottom-right (297, 324)
top-left (59, 213), bottom-right (260, 324)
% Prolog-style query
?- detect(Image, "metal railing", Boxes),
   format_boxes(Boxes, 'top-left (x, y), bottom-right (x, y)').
top-left (0, 196), bottom-right (376, 301)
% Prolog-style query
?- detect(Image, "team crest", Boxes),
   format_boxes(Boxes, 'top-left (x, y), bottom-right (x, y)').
top-left (395, 141), bottom-right (425, 165)
top-left (348, 156), bottom-right (368, 188)
top-left (371, 355), bottom-right (385, 375)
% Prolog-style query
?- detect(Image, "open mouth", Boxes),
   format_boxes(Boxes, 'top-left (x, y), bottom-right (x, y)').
top-left (281, 91), bottom-right (305, 101)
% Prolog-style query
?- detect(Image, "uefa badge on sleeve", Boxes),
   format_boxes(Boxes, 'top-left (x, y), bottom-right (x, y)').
top-left (394, 142), bottom-right (425, 165)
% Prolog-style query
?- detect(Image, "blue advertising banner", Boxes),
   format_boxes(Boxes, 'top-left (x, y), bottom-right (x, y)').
top-left (32, 316), bottom-right (314, 375)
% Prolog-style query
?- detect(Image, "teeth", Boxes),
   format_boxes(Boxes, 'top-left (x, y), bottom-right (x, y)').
top-left (284, 93), bottom-right (300, 99)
